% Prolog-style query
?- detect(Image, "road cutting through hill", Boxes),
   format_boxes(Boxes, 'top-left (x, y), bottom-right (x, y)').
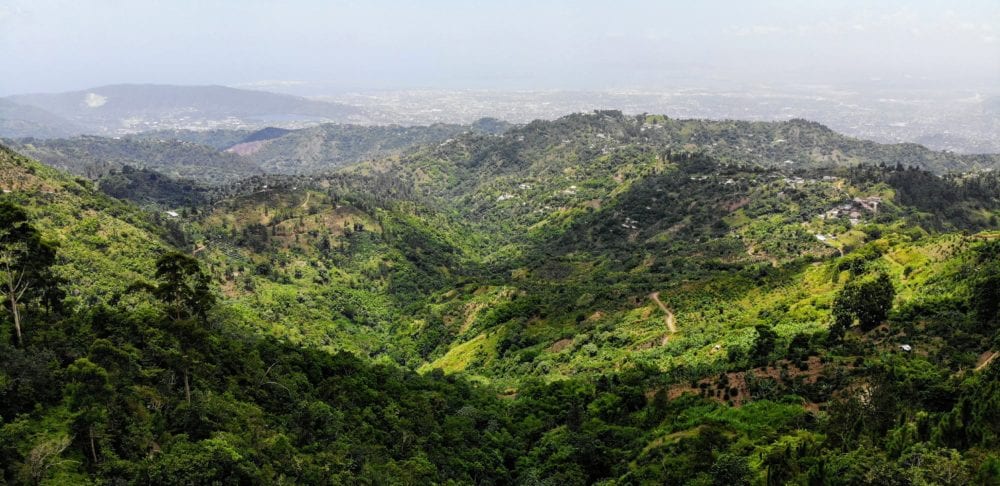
top-left (650, 292), bottom-right (677, 345)
top-left (976, 350), bottom-right (997, 372)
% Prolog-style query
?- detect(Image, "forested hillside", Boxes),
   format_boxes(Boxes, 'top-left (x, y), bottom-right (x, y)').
top-left (3, 118), bottom-right (510, 188)
top-left (2, 112), bottom-right (1000, 484)
top-left (238, 120), bottom-right (509, 174)
top-left (4, 136), bottom-right (262, 184)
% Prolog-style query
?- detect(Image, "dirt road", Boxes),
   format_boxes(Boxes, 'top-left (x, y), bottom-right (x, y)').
top-left (976, 350), bottom-right (997, 372)
top-left (649, 292), bottom-right (677, 345)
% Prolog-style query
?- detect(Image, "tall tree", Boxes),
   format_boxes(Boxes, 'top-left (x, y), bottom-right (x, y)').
top-left (971, 241), bottom-right (1000, 331)
top-left (832, 273), bottom-right (895, 332)
top-left (153, 252), bottom-right (214, 322)
top-left (152, 252), bottom-right (215, 402)
top-left (65, 358), bottom-right (112, 465)
top-left (751, 324), bottom-right (778, 366)
top-left (0, 201), bottom-right (59, 346)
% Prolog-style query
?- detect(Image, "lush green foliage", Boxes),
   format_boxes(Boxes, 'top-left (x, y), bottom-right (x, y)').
top-left (832, 273), bottom-right (895, 334)
top-left (0, 201), bottom-right (61, 346)
top-left (5, 136), bottom-right (259, 184)
top-left (96, 166), bottom-right (208, 208)
top-left (2, 111), bottom-right (1000, 484)
top-left (240, 120), bottom-right (508, 174)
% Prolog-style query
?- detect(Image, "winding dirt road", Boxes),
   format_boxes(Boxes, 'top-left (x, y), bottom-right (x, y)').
top-left (649, 292), bottom-right (677, 345)
top-left (976, 350), bottom-right (997, 372)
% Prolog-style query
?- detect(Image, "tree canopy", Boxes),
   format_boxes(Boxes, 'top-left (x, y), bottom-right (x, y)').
top-left (0, 201), bottom-right (60, 346)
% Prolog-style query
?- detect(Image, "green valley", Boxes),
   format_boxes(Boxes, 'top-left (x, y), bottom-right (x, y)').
top-left (2, 112), bottom-right (1000, 484)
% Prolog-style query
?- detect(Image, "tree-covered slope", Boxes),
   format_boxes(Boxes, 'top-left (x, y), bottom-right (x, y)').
top-left (4, 136), bottom-right (262, 184)
top-left (96, 166), bottom-right (209, 208)
top-left (237, 120), bottom-right (510, 174)
top-left (3, 107), bottom-right (1000, 484)
top-left (0, 146), bottom-right (173, 308)
top-left (387, 153), bottom-right (1000, 382)
top-left (181, 173), bottom-right (475, 358)
top-left (5, 119), bottom-right (511, 189)
top-left (131, 128), bottom-right (255, 150)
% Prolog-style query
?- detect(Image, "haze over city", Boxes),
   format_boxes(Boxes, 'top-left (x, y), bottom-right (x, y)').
top-left (1, 0), bottom-right (997, 95)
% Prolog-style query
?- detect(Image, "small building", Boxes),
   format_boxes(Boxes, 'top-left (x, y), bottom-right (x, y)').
top-left (854, 196), bottom-right (882, 213)
top-left (900, 344), bottom-right (912, 352)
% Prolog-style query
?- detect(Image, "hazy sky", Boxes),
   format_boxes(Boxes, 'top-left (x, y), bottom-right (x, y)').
top-left (1, 0), bottom-right (997, 96)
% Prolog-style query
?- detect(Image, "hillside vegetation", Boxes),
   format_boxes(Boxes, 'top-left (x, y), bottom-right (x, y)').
top-left (2, 112), bottom-right (1000, 484)
top-left (240, 120), bottom-right (509, 174)
top-left (4, 118), bottom-right (511, 187)
top-left (4, 136), bottom-right (261, 184)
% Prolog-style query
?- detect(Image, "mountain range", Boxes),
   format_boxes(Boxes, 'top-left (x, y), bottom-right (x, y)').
top-left (2, 84), bottom-right (363, 137)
